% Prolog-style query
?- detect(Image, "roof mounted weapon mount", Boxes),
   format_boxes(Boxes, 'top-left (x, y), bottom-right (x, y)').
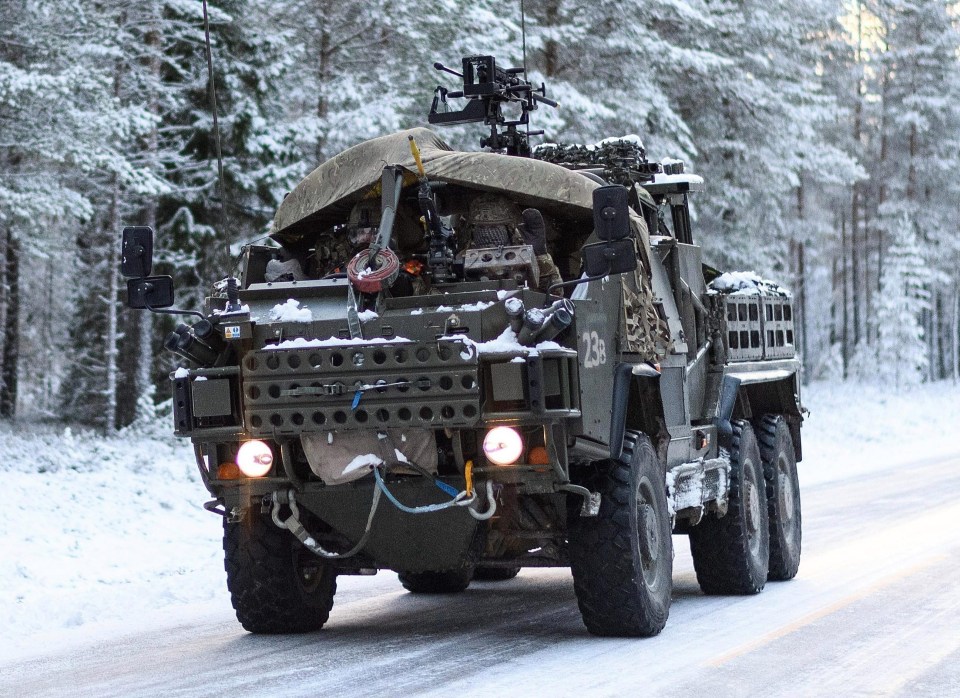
top-left (429, 55), bottom-right (557, 157)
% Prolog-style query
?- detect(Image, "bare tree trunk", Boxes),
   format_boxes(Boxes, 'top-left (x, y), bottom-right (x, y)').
top-left (315, 23), bottom-right (331, 165)
top-left (0, 225), bottom-right (8, 407)
top-left (136, 206), bottom-right (157, 420)
top-left (830, 257), bottom-right (838, 350)
top-left (931, 292), bottom-right (941, 382)
top-left (950, 277), bottom-right (960, 385)
top-left (0, 236), bottom-right (20, 417)
top-left (841, 209), bottom-right (849, 378)
top-left (797, 240), bottom-right (807, 374)
top-left (863, 209), bottom-right (871, 344)
top-left (851, 190), bottom-right (861, 348)
top-left (43, 256), bottom-right (55, 411)
top-left (792, 184), bottom-right (809, 383)
top-left (104, 184), bottom-right (121, 433)
top-left (135, 22), bottom-right (161, 421)
top-left (851, 0), bottom-right (863, 348)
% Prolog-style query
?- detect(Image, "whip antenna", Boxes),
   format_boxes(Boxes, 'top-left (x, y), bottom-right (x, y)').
top-left (521, 0), bottom-right (529, 143)
top-left (201, 0), bottom-right (228, 235)
top-left (521, 0), bottom-right (527, 76)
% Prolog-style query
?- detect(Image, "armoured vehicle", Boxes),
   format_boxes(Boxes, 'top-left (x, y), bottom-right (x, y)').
top-left (121, 56), bottom-right (803, 637)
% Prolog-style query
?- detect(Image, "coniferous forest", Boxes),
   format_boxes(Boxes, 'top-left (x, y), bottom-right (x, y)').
top-left (1, 0), bottom-right (958, 431)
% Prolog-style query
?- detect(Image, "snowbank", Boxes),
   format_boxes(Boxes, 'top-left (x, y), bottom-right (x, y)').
top-left (0, 423), bottom-right (224, 658)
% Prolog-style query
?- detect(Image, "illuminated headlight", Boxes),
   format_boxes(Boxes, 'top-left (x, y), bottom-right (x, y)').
top-left (236, 440), bottom-right (274, 477)
top-left (483, 427), bottom-right (524, 466)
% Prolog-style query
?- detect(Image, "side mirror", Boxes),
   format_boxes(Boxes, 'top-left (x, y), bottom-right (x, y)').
top-left (126, 276), bottom-right (175, 309)
top-left (582, 239), bottom-right (638, 277)
top-left (592, 185), bottom-right (630, 241)
top-left (121, 226), bottom-right (154, 278)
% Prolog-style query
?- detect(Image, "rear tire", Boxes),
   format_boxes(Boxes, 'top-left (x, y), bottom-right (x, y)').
top-left (399, 568), bottom-right (472, 593)
top-left (473, 566), bottom-right (521, 581)
top-left (224, 511), bottom-right (337, 634)
top-left (758, 415), bottom-right (802, 580)
top-left (689, 420), bottom-right (770, 594)
top-left (569, 432), bottom-right (673, 637)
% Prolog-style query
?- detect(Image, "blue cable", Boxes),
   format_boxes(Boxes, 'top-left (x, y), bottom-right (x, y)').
top-left (373, 465), bottom-right (465, 514)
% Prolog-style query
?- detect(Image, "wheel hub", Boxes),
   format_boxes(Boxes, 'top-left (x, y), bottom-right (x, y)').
top-left (779, 457), bottom-right (796, 520)
top-left (745, 476), bottom-right (762, 536)
top-left (639, 503), bottom-right (660, 565)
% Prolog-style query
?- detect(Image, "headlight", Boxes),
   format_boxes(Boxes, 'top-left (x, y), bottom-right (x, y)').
top-left (236, 440), bottom-right (274, 477)
top-left (483, 427), bottom-right (524, 466)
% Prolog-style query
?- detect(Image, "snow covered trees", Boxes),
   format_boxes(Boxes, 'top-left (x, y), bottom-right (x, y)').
top-left (1, 0), bottom-right (958, 427)
top-left (819, 0), bottom-right (960, 384)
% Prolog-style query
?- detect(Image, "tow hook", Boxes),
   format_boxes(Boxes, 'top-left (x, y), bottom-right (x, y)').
top-left (558, 484), bottom-right (601, 517)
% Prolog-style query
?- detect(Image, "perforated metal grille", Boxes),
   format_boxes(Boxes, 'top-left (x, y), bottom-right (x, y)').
top-left (723, 296), bottom-right (796, 362)
top-left (762, 296), bottom-right (796, 359)
top-left (240, 340), bottom-right (481, 436)
top-left (725, 297), bottom-right (764, 361)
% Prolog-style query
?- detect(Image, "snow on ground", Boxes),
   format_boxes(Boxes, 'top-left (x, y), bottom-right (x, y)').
top-left (1, 379), bottom-right (958, 658)
top-left (798, 380), bottom-right (960, 486)
top-left (0, 422), bottom-right (226, 659)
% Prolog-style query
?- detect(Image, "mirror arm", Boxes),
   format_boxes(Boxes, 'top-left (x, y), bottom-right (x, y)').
top-left (544, 267), bottom-right (611, 303)
top-left (144, 301), bottom-right (205, 320)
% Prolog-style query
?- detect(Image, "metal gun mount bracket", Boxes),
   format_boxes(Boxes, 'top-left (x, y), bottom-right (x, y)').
top-left (463, 245), bottom-right (539, 287)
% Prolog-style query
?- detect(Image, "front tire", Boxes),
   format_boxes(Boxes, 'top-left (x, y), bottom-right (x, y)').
top-left (568, 432), bottom-right (673, 637)
top-left (689, 420), bottom-right (770, 594)
top-left (224, 511), bottom-right (337, 634)
top-left (398, 568), bottom-right (472, 593)
top-left (758, 415), bottom-right (802, 580)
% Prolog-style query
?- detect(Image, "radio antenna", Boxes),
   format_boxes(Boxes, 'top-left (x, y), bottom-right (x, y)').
top-left (521, 0), bottom-right (527, 76)
top-left (521, 0), bottom-right (529, 143)
top-left (201, 0), bottom-right (229, 235)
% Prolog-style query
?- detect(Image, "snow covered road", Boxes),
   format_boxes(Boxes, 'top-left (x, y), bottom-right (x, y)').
top-left (3, 451), bottom-right (959, 697)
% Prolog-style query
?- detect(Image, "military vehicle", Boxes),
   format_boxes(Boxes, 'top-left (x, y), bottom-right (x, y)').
top-left (121, 55), bottom-right (803, 637)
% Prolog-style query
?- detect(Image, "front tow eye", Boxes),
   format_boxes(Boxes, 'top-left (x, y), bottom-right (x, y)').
top-left (558, 484), bottom-right (601, 517)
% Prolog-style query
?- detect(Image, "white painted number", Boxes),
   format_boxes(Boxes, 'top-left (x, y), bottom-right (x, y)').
top-left (581, 331), bottom-right (607, 368)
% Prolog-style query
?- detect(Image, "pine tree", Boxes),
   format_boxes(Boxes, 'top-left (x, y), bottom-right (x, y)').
top-left (874, 214), bottom-right (929, 388)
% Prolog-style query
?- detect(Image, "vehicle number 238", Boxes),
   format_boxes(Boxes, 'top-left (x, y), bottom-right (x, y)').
top-left (580, 331), bottom-right (607, 368)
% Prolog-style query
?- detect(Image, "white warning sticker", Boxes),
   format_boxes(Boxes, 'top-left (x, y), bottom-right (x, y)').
top-left (224, 325), bottom-right (241, 339)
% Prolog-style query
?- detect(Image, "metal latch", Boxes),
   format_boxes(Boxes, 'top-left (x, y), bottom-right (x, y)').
top-left (281, 383), bottom-right (346, 397)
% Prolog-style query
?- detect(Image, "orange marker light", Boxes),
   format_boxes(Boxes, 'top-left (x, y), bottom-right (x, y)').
top-left (217, 462), bottom-right (241, 480)
top-left (528, 446), bottom-right (550, 465)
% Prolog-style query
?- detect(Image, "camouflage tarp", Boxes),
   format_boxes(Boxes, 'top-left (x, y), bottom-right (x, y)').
top-left (270, 127), bottom-right (649, 251)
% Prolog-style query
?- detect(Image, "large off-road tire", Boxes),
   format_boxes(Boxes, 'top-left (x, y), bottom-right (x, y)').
top-left (689, 420), bottom-right (770, 594)
top-left (223, 511), bottom-right (337, 634)
top-left (472, 566), bottom-right (521, 581)
top-left (398, 568), bottom-right (472, 594)
top-left (758, 414), bottom-right (802, 581)
top-left (568, 432), bottom-right (673, 637)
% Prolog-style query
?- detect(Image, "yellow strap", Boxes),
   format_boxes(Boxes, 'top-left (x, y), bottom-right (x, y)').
top-left (408, 135), bottom-right (426, 178)
top-left (464, 459), bottom-right (474, 496)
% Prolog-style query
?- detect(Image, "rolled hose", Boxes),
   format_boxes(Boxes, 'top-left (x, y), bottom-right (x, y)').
top-left (347, 248), bottom-right (400, 293)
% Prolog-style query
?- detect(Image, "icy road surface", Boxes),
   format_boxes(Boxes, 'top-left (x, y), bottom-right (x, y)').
top-left (3, 452), bottom-right (959, 697)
